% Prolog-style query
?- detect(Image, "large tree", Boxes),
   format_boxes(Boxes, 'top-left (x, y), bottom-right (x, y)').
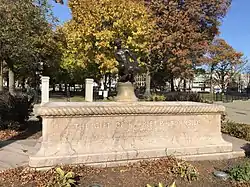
top-left (206, 38), bottom-right (245, 93)
top-left (59, 0), bottom-right (154, 78)
top-left (147, 0), bottom-right (231, 91)
top-left (55, 0), bottom-right (232, 93)
top-left (0, 0), bottom-right (57, 94)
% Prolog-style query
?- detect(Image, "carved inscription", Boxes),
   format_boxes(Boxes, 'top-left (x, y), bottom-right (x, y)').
top-left (72, 119), bottom-right (202, 140)
top-left (92, 119), bottom-right (199, 130)
top-left (49, 118), bottom-right (214, 145)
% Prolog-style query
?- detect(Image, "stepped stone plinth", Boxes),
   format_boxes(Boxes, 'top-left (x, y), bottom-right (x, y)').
top-left (29, 101), bottom-right (236, 169)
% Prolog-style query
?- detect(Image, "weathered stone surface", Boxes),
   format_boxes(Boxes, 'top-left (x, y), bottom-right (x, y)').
top-left (29, 102), bottom-right (233, 168)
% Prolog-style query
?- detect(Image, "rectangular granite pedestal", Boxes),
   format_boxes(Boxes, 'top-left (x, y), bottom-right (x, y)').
top-left (29, 102), bottom-right (233, 168)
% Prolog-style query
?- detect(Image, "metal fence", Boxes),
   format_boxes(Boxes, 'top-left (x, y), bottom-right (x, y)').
top-left (199, 92), bottom-right (250, 102)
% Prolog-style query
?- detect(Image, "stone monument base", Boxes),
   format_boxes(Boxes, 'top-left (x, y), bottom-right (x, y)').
top-left (30, 102), bottom-right (236, 168)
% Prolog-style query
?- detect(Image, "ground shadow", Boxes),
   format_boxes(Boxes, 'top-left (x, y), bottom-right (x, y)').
top-left (241, 143), bottom-right (250, 157)
top-left (235, 111), bottom-right (247, 115)
top-left (0, 118), bottom-right (42, 148)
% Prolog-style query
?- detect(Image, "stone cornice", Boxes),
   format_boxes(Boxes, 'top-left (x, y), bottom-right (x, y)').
top-left (37, 102), bottom-right (225, 117)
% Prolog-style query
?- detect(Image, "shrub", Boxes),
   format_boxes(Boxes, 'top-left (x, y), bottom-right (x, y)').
top-left (48, 167), bottom-right (77, 187)
top-left (164, 92), bottom-right (202, 102)
top-left (147, 181), bottom-right (176, 187)
top-left (221, 113), bottom-right (226, 123)
top-left (140, 92), bottom-right (205, 102)
top-left (172, 160), bottom-right (199, 182)
top-left (0, 91), bottom-right (33, 130)
top-left (144, 94), bottom-right (166, 101)
top-left (228, 161), bottom-right (250, 182)
top-left (221, 121), bottom-right (250, 141)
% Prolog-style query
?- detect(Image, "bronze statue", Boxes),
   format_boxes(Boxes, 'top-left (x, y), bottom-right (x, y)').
top-left (114, 39), bottom-right (140, 83)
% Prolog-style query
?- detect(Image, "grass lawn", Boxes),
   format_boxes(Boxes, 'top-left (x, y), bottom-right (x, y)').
top-left (49, 95), bottom-right (86, 102)
top-left (49, 95), bottom-right (114, 102)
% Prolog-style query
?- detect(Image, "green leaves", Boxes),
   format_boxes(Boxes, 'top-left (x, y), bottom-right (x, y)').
top-left (65, 172), bottom-right (75, 179)
top-left (172, 160), bottom-right (199, 182)
top-left (228, 161), bottom-right (250, 182)
top-left (57, 0), bottom-right (232, 83)
top-left (60, 0), bottom-right (154, 74)
top-left (49, 167), bottom-right (77, 187)
top-left (56, 167), bottom-right (65, 177)
top-left (0, 0), bottom-right (57, 78)
top-left (169, 181), bottom-right (176, 187)
top-left (146, 181), bottom-right (176, 187)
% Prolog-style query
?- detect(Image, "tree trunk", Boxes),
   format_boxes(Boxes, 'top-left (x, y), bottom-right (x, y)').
top-left (144, 70), bottom-right (151, 97)
top-left (108, 74), bottom-right (112, 91)
top-left (183, 79), bottom-right (186, 92)
top-left (8, 67), bottom-right (15, 95)
top-left (210, 67), bottom-right (214, 101)
top-left (81, 84), bottom-right (84, 92)
top-left (238, 75), bottom-right (241, 92)
top-left (221, 75), bottom-right (225, 93)
top-left (21, 77), bottom-right (26, 91)
top-left (0, 61), bottom-right (3, 92)
top-left (210, 79), bottom-right (214, 100)
top-left (104, 74), bottom-right (107, 90)
top-left (170, 78), bottom-right (175, 92)
top-left (64, 83), bottom-right (67, 93)
top-left (59, 84), bottom-right (62, 91)
top-left (65, 83), bottom-right (70, 101)
top-left (52, 84), bottom-right (56, 92)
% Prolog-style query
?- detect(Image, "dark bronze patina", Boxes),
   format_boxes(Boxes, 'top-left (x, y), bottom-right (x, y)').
top-left (114, 39), bottom-right (140, 83)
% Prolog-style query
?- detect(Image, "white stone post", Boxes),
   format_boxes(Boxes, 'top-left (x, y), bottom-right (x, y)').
top-left (103, 90), bottom-right (108, 100)
top-left (85, 78), bottom-right (94, 102)
top-left (41, 76), bottom-right (50, 104)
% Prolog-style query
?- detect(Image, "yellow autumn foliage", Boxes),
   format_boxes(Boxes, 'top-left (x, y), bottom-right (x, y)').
top-left (60, 0), bottom-right (154, 74)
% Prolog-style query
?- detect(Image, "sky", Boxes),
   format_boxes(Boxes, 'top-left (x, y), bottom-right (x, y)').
top-left (50, 0), bottom-right (71, 24)
top-left (50, 0), bottom-right (250, 61)
top-left (219, 0), bottom-right (250, 61)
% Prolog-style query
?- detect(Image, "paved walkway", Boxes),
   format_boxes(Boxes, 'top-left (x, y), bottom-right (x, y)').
top-left (0, 139), bottom-right (41, 170)
top-left (216, 100), bottom-right (250, 124)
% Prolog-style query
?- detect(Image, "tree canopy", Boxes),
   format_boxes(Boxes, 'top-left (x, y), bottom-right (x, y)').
top-left (53, 0), bottom-right (234, 91)
top-left (147, 0), bottom-right (232, 81)
top-left (1, 0), bottom-right (237, 94)
top-left (0, 0), bottom-right (59, 91)
top-left (59, 0), bottom-right (154, 76)
top-left (206, 38), bottom-right (245, 92)
top-left (0, 0), bottom-right (54, 65)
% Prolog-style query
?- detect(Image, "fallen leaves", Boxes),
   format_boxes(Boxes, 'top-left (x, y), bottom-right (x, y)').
top-left (0, 157), bottom-right (249, 187)
top-left (0, 157), bottom-right (179, 186)
top-left (0, 129), bottom-right (19, 141)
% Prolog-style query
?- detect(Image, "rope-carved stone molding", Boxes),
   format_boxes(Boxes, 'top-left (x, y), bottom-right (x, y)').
top-left (37, 104), bottom-right (225, 117)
